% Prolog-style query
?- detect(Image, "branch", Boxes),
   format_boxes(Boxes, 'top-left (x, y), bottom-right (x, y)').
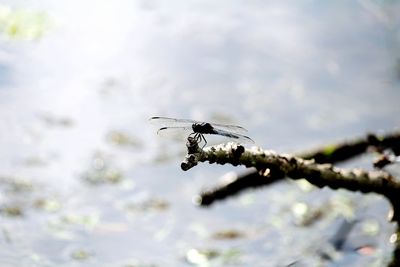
top-left (197, 130), bottom-right (400, 206)
top-left (181, 139), bottom-right (400, 267)
top-left (182, 143), bottom-right (397, 202)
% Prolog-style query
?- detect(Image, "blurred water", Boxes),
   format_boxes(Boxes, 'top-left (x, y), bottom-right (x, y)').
top-left (0, 1), bottom-right (399, 266)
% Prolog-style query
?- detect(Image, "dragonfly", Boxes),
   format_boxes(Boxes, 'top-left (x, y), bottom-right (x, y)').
top-left (150, 116), bottom-right (254, 147)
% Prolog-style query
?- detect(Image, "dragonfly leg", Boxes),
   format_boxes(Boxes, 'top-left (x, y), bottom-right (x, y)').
top-left (200, 134), bottom-right (207, 148)
top-left (197, 134), bottom-right (205, 148)
top-left (189, 132), bottom-right (196, 139)
top-left (188, 133), bottom-right (207, 148)
top-left (189, 132), bottom-right (201, 145)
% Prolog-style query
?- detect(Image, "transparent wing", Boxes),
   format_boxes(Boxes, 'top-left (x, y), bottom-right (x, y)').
top-left (209, 123), bottom-right (248, 134)
top-left (156, 126), bottom-right (192, 135)
top-left (213, 128), bottom-right (254, 144)
top-left (149, 116), bottom-right (196, 127)
top-left (154, 126), bottom-right (193, 142)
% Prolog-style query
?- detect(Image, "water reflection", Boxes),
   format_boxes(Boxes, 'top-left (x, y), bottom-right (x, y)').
top-left (0, 1), bottom-right (399, 266)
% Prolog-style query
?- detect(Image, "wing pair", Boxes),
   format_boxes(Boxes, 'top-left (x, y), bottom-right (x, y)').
top-left (150, 116), bottom-right (254, 143)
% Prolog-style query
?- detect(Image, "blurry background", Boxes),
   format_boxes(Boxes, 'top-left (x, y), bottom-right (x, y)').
top-left (0, 0), bottom-right (400, 266)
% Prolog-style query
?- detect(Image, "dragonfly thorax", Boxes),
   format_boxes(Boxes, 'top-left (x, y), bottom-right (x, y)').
top-left (192, 122), bottom-right (214, 134)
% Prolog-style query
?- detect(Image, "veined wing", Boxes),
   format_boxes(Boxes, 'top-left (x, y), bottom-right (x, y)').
top-left (209, 122), bottom-right (248, 134)
top-left (212, 128), bottom-right (254, 144)
top-left (149, 116), bottom-right (196, 127)
top-left (156, 126), bottom-right (192, 135)
top-left (150, 117), bottom-right (193, 139)
top-left (153, 126), bottom-right (193, 141)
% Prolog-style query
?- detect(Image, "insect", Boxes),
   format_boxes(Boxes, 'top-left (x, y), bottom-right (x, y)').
top-left (150, 116), bottom-right (254, 147)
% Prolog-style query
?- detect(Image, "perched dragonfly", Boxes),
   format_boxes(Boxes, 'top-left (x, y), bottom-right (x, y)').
top-left (150, 116), bottom-right (254, 147)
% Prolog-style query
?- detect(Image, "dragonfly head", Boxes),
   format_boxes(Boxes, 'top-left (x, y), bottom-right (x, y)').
top-left (192, 123), bottom-right (202, 133)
